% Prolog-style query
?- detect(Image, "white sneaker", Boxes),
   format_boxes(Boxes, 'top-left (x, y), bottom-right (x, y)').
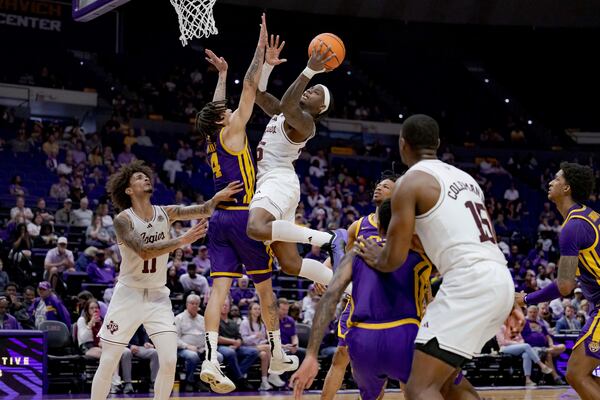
top-left (259, 380), bottom-right (273, 391)
top-left (200, 360), bottom-right (236, 394)
top-left (268, 354), bottom-right (299, 375)
top-left (268, 373), bottom-right (286, 388)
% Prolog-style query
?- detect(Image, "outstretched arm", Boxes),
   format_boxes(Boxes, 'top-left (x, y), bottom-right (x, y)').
top-left (290, 251), bottom-right (353, 398)
top-left (113, 213), bottom-right (207, 260)
top-left (164, 181), bottom-right (243, 221)
top-left (255, 91), bottom-right (281, 117)
top-left (228, 13), bottom-right (267, 130)
top-left (254, 34), bottom-right (287, 117)
top-left (205, 49), bottom-right (228, 102)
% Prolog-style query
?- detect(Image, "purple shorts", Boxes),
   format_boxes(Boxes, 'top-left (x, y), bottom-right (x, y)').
top-left (208, 209), bottom-right (273, 284)
top-left (337, 299), bottom-right (351, 347)
top-left (346, 322), bottom-right (418, 400)
top-left (575, 307), bottom-right (600, 360)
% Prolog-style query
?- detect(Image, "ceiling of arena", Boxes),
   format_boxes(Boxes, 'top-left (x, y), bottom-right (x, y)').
top-left (219, 0), bottom-right (600, 27)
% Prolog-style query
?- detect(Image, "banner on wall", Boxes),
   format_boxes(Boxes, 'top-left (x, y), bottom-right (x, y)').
top-left (0, 0), bottom-right (65, 32)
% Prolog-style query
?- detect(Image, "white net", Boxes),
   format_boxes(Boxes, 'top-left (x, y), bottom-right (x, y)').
top-left (170, 0), bottom-right (218, 46)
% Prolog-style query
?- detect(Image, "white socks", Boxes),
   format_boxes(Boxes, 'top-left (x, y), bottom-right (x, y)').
top-left (205, 331), bottom-right (219, 363)
top-left (268, 330), bottom-right (285, 359)
top-left (299, 259), bottom-right (334, 286)
top-left (272, 220), bottom-right (332, 246)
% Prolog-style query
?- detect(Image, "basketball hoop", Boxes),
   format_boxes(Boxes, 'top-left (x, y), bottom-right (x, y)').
top-left (170, 0), bottom-right (218, 46)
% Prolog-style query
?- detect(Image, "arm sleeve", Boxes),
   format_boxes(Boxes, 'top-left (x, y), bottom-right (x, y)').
top-left (559, 218), bottom-right (595, 256)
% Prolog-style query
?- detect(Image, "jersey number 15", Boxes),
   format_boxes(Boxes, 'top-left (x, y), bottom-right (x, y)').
top-left (465, 201), bottom-right (496, 244)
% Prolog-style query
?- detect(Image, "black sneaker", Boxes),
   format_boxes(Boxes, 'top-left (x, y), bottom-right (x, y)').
top-left (234, 379), bottom-right (255, 391)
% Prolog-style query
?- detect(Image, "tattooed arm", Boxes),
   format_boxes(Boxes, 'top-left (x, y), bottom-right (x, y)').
top-left (164, 181), bottom-right (244, 221)
top-left (557, 256), bottom-right (578, 295)
top-left (255, 91), bottom-right (281, 117)
top-left (113, 213), bottom-right (207, 260)
top-left (228, 13), bottom-right (267, 132)
top-left (306, 251), bottom-right (353, 357)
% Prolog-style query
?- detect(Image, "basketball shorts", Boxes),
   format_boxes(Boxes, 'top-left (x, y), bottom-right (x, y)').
top-left (346, 322), bottom-right (419, 400)
top-left (337, 298), bottom-right (351, 347)
top-left (250, 169), bottom-right (300, 223)
top-left (208, 209), bottom-right (273, 284)
top-left (415, 263), bottom-right (514, 360)
top-left (98, 282), bottom-right (176, 346)
top-left (574, 307), bottom-right (600, 359)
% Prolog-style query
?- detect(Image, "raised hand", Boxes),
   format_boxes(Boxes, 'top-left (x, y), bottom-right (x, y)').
top-left (266, 34), bottom-right (287, 66)
top-left (181, 219), bottom-right (209, 245)
top-left (258, 13), bottom-right (268, 48)
top-left (307, 40), bottom-right (335, 72)
top-left (205, 49), bottom-right (228, 74)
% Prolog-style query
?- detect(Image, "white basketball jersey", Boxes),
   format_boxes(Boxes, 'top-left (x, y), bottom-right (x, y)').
top-left (409, 160), bottom-right (506, 276)
top-left (118, 206), bottom-right (171, 289)
top-left (256, 113), bottom-right (315, 180)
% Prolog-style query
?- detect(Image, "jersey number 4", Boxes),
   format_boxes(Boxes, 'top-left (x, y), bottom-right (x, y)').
top-left (465, 201), bottom-right (496, 244)
top-left (142, 258), bottom-right (157, 273)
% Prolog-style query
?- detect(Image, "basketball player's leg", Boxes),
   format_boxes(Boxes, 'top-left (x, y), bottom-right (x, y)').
top-left (149, 332), bottom-right (178, 400)
top-left (247, 177), bottom-right (332, 246)
top-left (566, 338), bottom-right (600, 399)
top-left (321, 345), bottom-right (350, 400)
top-left (271, 241), bottom-right (333, 285)
top-left (91, 341), bottom-right (129, 400)
top-left (440, 373), bottom-right (479, 400)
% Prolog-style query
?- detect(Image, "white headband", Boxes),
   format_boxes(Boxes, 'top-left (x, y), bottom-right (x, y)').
top-left (318, 84), bottom-right (331, 115)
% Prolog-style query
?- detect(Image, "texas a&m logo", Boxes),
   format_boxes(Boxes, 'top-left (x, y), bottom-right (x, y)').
top-left (106, 320), bottom-right (119, 334)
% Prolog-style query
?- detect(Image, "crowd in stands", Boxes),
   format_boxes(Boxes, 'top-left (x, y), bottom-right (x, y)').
top-left (1, 103), bottom-right (599, 390)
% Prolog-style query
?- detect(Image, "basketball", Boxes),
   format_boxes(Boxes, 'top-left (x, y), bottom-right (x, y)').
top-left (308, 33), bottom-right (346, 70)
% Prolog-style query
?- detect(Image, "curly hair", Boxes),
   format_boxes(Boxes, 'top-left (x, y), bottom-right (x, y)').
top-left (106, 160), bottom-right (154, 211)
top-left (560, 162), bottom-right (595, 203)
top-left (195, 100), bottom-right (228, 141)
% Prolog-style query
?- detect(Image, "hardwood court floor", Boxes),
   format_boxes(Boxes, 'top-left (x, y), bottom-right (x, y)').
top-left (35, 387), bottom-right (581, 400)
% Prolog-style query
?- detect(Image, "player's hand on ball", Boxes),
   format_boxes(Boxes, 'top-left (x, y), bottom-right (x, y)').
top-left (266, 34), bottom-right (287, 66)
top-left (308, 40), bottom-right (335, 72)
top-left (182, 219), bottom-right (208, 244)
top-left (214, 181), bottom-right (244, 203)
top-left (354, 237), bottom-right (382, 267)
top-left (514, 291), bottom-right (526, 308)
top-left (205, 49), bottom-right (228, 74)
top-left (290, 355), bottom-right (319, 400)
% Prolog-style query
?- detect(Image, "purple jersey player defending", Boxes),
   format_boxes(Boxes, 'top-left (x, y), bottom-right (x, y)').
top-left (291, 200), bottom-right (433, 399)
top-left (195, 14), bottom-right (298, 394)
top-left (517, 162), bottom-right (599, 399)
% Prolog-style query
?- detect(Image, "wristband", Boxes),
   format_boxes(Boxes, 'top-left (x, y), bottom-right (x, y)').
top-left (302, 67), bottom-right (324, 79)
top-left (258, 63), bottom-right (274, 92)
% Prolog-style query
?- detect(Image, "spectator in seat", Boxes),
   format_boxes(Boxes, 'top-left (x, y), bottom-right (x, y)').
top-left (44, 236), bottom-right (75, 281)
top-left (504, 182), bottom-right (520, 202)
top-left (128, 326), bottom-right (160, 394)
top-left (162, 152), bottom-right (182, 185)
top-left (217, 297), bottom-right (258, 390)
top-left (0, 296), bottom-right (21, 330)
top-left (496, 305), bottom-right (552, 387)
top-left (304, 245), bottom-right (326, 262)
top-left (3, 283), bottom-right (33, 329)
top-left (537, 302), bottom-right (554, 330)
top-left (71, 197), bottom-right (93, 227)
top-left (33, 198), bottom-right (54, 223)
top-left (167, 248), bottom-right (188, 274)
top-left (176, 294), bottom-right (223, 392)
top-left (42, 133), bottom-right (59, 157)
top-left (76, 299), bottom-right (132, 394)
top-left (86, 250), bottom-right (116, 284)
top-left (76, 246), bottom-right (98, 272)
top-left (166, 266), bottom-right (184, 295)
top-left (76, 290), bottom-right (108, 318)
top-left (9, 222), bottom-right (33, 263)
top-left (9, 175), bottom-right (28, 197)
top-left (50, 175), bottom-right (71, 201)
top-left (72, 140), bottom-right (87, 165)
top-left (55, 198), bottom-right (73, 225)
top-left (571, 287), bottom-right (584, 310)
top-left (27, 214), bottom-right (43, 237)
top-left (301, 284), bottom-right (320, 326)
top-left (10, 128), bottom-right (30, 153)
top-left (30, 281), bottom-right (71, 330)
top-left (10, 196), bottom-right (33, 222)
top-left (230, 275), bottom-right (258, 314)
top-left (0, 260), bottom-right (9, 289)
top-left (229, 304), bottom-right (243, 326)
top-left (555, 305), bottom-right (581, 333)
top-left (117, 144), bottom-right (137, 166)
top-left (240, 302), bottom-right (285, 391)
top-left (136, 129), bottom-right (153, 147)
top-left (539, 202), bottom-right (556, 222)
top-left (179, 263), bottom-right (209, 302)
top-left (278, 298), bottom-right (305, 361)
top-left (86, 214), bottom-right (116, 248)
top-left (191, 245), bottom-right (211, 275)
top-left (522, 305), bottom-right (566, 384)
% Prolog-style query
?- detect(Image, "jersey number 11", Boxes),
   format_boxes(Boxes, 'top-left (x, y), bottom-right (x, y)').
top-left (142, 258), bottom-right (157, 273)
